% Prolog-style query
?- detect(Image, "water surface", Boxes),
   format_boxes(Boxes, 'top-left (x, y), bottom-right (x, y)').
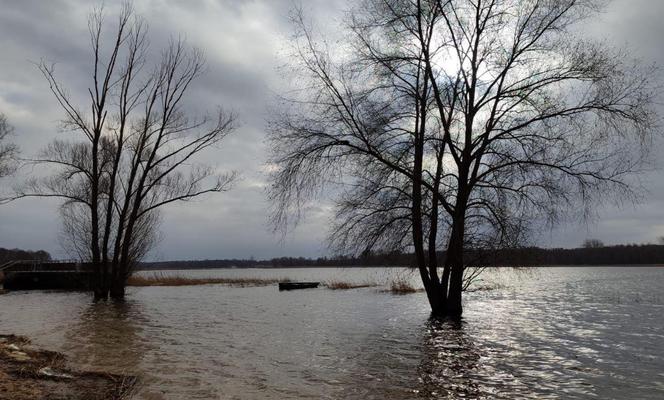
top-left (1, 267), bottom-right (663, 399)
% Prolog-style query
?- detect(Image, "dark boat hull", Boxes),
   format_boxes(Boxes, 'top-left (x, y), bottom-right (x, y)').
top-left (278, 282), bottom-right (319, 291)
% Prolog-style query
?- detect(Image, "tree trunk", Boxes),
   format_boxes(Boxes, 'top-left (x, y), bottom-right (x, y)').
top-left (109, 279), bottom-right (126, 301)
top-left (110, 255), bottom-right (135, 300)
top-left (90, 132), bottom-right (104, 300)
top-left (92, 266), bottom-right (109, 301)
top-left (442, 213), bottom-right (465, 318)
top-left (444, 247), bottom-right (464, 318)
top-left (424, 280), bottom-right (446, 316)
top-left (108, 259), bottom-right (128, 300)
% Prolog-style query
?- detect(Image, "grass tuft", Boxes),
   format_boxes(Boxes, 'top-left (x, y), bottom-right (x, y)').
top-left (386, 277), bottom-right (421, 294)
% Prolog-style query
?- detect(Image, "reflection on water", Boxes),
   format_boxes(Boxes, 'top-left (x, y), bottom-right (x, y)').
top-left (416, 319), bottom-right (483, 399)
top-left (0, 267), bottom-right (663, 399)
top-left (62, 301), bottom-right (150, 375)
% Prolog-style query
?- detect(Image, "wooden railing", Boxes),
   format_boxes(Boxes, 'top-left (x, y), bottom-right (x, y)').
top-left (0, 259), bottom-right (85, 272)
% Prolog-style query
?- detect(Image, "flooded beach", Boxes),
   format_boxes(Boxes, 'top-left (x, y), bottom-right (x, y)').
top-left (1, 266), bottom-right (662, 399)
top-left (2, 0), bottom-right (664, 398)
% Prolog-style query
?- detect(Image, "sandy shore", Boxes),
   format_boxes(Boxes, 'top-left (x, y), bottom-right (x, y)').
top-left (0, 334), bottom-right (136, 400)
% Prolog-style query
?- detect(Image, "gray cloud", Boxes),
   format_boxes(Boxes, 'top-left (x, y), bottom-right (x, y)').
top-left (0, 0), bottom-right (662, 260)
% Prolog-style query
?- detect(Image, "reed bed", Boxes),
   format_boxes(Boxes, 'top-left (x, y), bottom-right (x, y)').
top-left (323, 280), bottom-right (380, 290)
top-left (126, 273), bottom-right (289, 287)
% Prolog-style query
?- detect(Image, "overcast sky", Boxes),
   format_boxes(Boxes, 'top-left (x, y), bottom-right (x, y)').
top-left (0, 0), bottom-right (662, 261)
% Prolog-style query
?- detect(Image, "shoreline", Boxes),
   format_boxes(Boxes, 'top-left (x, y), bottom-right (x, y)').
top-left (0, 334), bottom-right (136, 400)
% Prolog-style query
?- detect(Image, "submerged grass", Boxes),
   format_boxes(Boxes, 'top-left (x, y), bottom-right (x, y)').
top-left (464, 283), bottom-right (505, 292)
top-left (323, 280), bottom-right (380, 290)
top-left (126, 273), bottom-right (289, 288)
top-left (385, 277), bottom-right (422, 294)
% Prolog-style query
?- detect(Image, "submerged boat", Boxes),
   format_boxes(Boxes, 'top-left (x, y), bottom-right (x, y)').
top-left (278, 282), bottom-right (319, 291)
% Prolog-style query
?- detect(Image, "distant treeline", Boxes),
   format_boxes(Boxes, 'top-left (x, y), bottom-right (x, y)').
top-left (0, 248), bottom-right (52, 265)
top-left (139, 255), bottom-right (391, 270)
top-left (140, 244), bottom-right (664, 270)
top-left (3, 244), bottom-right (662, 269)
top-left (476, 244), bottom-right (664, 266)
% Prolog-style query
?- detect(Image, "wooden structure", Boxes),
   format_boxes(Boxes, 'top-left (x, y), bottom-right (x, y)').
top-left (0, 260), bottom-right (93, 291)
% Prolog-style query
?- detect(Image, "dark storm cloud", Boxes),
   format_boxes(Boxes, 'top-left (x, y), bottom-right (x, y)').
top-left (0, 0), bottom-right (662, 260)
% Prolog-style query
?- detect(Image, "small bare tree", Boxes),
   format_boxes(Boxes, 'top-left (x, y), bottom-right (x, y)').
top-left (14, 4), bottom-right (237, 300)
top-left (0, 113), bottom-right (18, 179)
top-left (582, 239), bottom-right (604, 248)
top-left (269, 0), bottom-right (658, 317)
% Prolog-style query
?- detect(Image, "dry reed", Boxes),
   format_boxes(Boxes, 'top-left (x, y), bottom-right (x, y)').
top-left (324, 280), bottom-right (379, 290)
top-left (386, 277), bottom-right (421, 294)
top-left (126, 273), bottom-right (289, 287)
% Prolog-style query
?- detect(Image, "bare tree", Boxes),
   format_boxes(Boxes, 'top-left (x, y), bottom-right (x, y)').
top-left (582, 239), bottom-right (604, 248)
top-left (0, 113), bottom-right (18, 179)
top-left (14, 4), bottom-right (237, 300)
top-left (269, 0), bottom-right (658, 317)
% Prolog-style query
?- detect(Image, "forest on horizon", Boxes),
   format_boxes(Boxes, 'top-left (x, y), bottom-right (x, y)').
top-left (5, 241), bottom-right (664, 269)
top-left (137, 243), bottom-right (664, 269)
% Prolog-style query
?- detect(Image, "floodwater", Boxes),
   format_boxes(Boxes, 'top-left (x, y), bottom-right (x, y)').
top-left (1, 267), bottom-right (663, 399)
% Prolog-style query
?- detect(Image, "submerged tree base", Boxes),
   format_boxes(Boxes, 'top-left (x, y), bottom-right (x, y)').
top-left (0, 334), bottom-right (136, 400)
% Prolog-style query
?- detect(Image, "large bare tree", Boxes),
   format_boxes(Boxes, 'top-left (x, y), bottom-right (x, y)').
top-left (15, 4), bottom-right (237, 300)
top-left (269, 0), bottom-right (658, 317)
top-left (0, 113), bottom-right (18, 179)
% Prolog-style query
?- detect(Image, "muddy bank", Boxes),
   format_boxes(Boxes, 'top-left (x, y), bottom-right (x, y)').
top-left (0, 334), bottom-right (136, 400)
